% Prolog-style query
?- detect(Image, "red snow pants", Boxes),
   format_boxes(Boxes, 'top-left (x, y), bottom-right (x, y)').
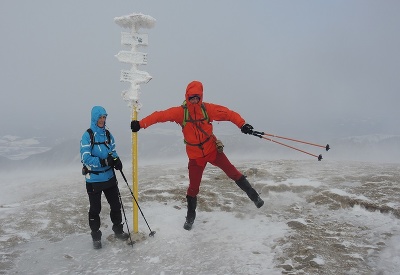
top-left (187, 150), bottom-right (242, 197)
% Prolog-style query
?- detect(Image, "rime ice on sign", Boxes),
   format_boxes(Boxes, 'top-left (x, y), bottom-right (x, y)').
top-left (114, 13), bottom-right (156, 110)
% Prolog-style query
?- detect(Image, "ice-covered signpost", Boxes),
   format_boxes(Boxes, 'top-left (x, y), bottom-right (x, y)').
top-left (115, 13), bottom-right (156, 234)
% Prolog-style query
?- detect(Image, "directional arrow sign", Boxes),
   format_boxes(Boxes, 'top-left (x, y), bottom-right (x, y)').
top-left (115, 51), bottom-right (148, 64)
top-left (120, 69), bottom-right (152, 84)
top-left (121, 32), bottom-right (149, 46)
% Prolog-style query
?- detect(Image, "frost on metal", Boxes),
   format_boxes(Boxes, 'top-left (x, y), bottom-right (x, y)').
top-left (114, 13), bottom-right (156, 30)
top-left (115, 13), bottom-right (155, 110)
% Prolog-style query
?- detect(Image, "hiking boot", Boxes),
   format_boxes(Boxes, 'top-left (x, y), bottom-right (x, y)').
top-left (93, 240), bottom-right (102, 249)
top-left (115, 232), bottom-right (130, 241)
top-left (235, 176), bottom-right (264, 208)
top-left (91, 230), bottom-right (102, 249)
top-left (183, 217), bottom-right (195, 231)
top-left (253, 195), bottom-right (264, 208)
top-left (112, 223), bottom-right (130, 241)
top-left (184, 195), bottom-right (197, 230)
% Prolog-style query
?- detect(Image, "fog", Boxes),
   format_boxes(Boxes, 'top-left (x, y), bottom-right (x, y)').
top-left (1, 2), bottom-right (400, 273)
top-left (1, 1), bottom-right (399, 159)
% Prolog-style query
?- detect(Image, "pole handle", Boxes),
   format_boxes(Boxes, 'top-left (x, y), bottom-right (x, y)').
top-left (251, 131), bottom-right (264, 138)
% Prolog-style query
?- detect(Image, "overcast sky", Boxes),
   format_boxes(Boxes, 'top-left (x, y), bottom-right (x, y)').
top-left (1, 1), bottom-right (399, 143)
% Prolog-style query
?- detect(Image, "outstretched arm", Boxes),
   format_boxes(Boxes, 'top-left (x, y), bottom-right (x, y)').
top-left (131, 106), bottom-right (183, 132)
top-left (205, 103), bottom-right (254, 134)
top-left (205, 103), bottom-right (245, 128)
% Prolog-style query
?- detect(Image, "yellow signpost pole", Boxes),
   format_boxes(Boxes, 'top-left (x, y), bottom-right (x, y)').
top-left (132, 107), bottom-right (139, 233)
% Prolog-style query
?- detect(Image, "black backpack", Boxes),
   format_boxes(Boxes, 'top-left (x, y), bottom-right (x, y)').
top-left (82, 128), bottom-right (111, 175)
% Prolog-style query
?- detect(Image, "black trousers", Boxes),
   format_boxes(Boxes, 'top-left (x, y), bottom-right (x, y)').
top-left (86, 176), bottom-right (122, 234)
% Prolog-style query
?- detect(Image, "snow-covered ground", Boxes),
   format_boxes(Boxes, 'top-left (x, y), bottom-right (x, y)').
top-left (1, 159), bottom-right (399, 274)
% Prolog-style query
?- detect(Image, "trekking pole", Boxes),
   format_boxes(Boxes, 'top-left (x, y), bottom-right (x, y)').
top-left (117, 187), bottom-right (134, 247)
top-left (255, 131), bottom-right (330, 151)
top-left (112, 169), bottom-right (134, 246)
top-left (251, 131), bottom-right (326, 161)
top-left (119, 170), bottom-right (156, 237)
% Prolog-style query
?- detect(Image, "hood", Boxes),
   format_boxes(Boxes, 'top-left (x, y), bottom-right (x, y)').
top-left (185, 80), bottom-right (204, 106)
top-left (90, 106), bottom-right (107, 129)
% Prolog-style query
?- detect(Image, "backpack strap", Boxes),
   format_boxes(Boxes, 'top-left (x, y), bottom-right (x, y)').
top-left (181, 101), bottom-right (209, 128)
top-left (82, 129), bottom-right (112, 174)
top-left (87, 128), bottom-right (111, 151)
top-left (87, 128), bottom-right (95, 151)
top-left (181, 101), bottom-right (213, 148)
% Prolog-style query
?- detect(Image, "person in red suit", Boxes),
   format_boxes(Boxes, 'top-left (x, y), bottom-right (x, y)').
top-left (131, 81), bottom-right (264, 230)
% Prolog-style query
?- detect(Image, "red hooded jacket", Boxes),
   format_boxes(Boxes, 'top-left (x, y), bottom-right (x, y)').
top-left (139, 81), bottom-right (246, 159)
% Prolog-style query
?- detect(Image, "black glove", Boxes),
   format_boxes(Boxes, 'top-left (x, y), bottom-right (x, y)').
top-left (241, 123), bottom-right (254, 135)
top-left (131, 120), bottom-right (141, 132)
top-left (100, 153), bottom-right (115, 167)
top-left (114, 157), bottom-right (123, 170)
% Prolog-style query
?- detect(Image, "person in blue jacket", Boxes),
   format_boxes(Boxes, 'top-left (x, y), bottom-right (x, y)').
top-left (80, 106), bottom-right (129, 249)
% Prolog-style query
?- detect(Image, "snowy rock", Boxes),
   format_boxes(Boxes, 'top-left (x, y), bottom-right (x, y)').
top-left (309, 256), bottom-right (325, 267)
top-left (278, 263), bottom-right (293, 271)
top-left (287, 218), bottom-right (308, 229)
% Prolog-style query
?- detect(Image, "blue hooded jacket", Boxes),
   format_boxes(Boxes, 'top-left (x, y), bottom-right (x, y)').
top-left (80, 106), bottom-right (119, 183)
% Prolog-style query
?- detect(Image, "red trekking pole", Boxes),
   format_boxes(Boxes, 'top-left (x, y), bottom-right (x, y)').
top-left (251, 131), bottom-right (330, 161)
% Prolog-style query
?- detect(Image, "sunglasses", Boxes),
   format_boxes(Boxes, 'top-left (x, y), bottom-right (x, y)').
top-left (188, 95), bottom-right (200, 101)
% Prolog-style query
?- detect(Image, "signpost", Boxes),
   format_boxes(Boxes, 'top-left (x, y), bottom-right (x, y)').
top-left (115, 51), bottom-right (148, 65)
top-left (115, 13), bottom-right (156, 233)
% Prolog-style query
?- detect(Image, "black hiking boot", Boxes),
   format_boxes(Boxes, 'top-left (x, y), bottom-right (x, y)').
top-left (91, 230), bottom-right (102, 249)
top-left (184, 195), bottom-right (197, 230)
top-left (112, 224), bottom-right (130, 241)
top-left (183, 217), bottom-right (195, 230)
top-left (93, 240), bottom-right (102, 249)
top-left (253, 195), bottom-right (264, 208)
top-left (235, 175), bottom-right (264, 208)
top-left (115, 232), bottom-right (130, 240)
